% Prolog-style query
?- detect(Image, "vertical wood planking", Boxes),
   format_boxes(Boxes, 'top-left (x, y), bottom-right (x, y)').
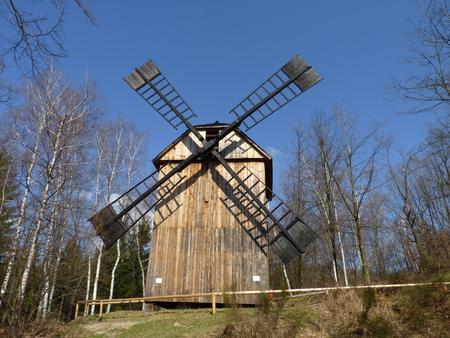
top-left (146, 126), bottom-right (271, 305)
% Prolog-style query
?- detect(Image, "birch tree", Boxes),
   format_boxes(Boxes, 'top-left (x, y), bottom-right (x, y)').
top-left (281, 110), bottom-right (349, 286)
top-left (37, 147), bottom-right (90, 318)
top-left (331, 107), bottom-right (392, 285)
top-left (282, 106), bottom-right (391, 286)
top-left (0, 64), bottom-right (103, 320)
top-left (89, 117), bottom-right (149, 314)
top-left (17, 65), bottom-right (102, 306)
top-left (0, 100), bottom-right (47, 301)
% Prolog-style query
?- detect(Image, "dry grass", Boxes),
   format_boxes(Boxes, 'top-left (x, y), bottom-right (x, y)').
top-left (308, 284), bottom-right (450, 337)
top-left (3, 283), bottom-right (450, 337)
top-left (221, 293), bottom-right (312, 338)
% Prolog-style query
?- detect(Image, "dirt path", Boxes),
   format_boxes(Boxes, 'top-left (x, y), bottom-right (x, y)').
top-left (81, 320), bottom-right (143, 336)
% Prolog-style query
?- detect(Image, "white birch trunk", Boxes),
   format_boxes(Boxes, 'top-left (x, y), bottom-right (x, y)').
top-left (37, 266), bottom-right (50, 318)
top-left (334, 200), bottom-right (349, 286)
top-left (84, 242), bottom-right (93, 316)
top-left (86, 148), bottom-right (104, 315)
top-left (46, 234), bottom-right (65, 317)
top-left (18, 172), bottom-right (53, 303)
top-left (18, 114), bottom-right (65, 303)
top-left (37, 205), bottom-right (59, 318)
top-left (45, 217), bottom-right (69, 317)
top-left (337, 226), bottom-right (349, 286)
top-left (1, 124), bottom-right (44, 300)
top-left (90, 244), bottom-right (102, 315)
top-left (106, 239), bottom-right (120, 313)
top-left (136, 234), bottom-right (147, 311)
top-left (282, 264), bottom-right (293, 296)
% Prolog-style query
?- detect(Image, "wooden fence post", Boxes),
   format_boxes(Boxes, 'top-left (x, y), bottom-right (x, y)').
top-left (99, 300), bottom-right (103, 320)
top-left (211, 293), bottom-right (216, 315)
top-left (75, 302), bottom-right (79, 319)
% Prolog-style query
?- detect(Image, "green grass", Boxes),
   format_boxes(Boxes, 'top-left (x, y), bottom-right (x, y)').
top-left (117, 310), bottom-right (229, 338)
top-left (58, 283), bottom-right (450, 338)
top-left (69, 309), bottom-right (231, 338)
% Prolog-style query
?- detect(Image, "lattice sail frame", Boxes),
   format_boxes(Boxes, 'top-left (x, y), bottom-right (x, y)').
top-left (230, 55), bottom-right (321, 131)
top-left (224, 166), bottom-right (318, 264)
top-left (124, 60), bottom-right (197, 130)
top-left (89, 163), bottom-right (185, 249)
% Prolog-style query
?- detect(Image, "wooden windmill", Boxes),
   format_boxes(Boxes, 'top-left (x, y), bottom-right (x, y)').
top-left (89, 55), bottom-right (322, 307)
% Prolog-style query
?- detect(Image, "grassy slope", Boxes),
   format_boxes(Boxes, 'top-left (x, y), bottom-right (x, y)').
top-left (67, 309), bottom-right (234, 337)
top-left (51, 284), bottom-right (450, 337)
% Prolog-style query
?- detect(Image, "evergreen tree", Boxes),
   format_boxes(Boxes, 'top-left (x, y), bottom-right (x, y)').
top-left (0, 148), bottom-right (18, 279)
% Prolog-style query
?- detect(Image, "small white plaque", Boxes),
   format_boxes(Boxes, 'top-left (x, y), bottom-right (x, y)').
top-left (253, 275), bottom-right (260, 282)
top-left (155, 277), bottom-right (163, 284)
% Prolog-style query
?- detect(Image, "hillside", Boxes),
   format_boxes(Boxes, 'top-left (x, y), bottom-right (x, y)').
top-left (19, 283), bottom-right (450, 338)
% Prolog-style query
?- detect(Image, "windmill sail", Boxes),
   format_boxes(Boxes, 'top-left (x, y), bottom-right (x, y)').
top-left (229, 55), bottom-right (322, 131)
top-left (124, 60), bottom-right (198, 130)
top-left (89, 163), bottom-right (185, 249)
top-left (270, 219), bottom-right (318, 264)
top-left (221, 164), bottom-right (317, 264)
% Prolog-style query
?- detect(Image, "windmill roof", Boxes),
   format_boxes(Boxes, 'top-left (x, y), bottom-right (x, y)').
top-left (195, 121), bottom-right (228, 127)
top-left (152, 123), bottom-right (273, 195)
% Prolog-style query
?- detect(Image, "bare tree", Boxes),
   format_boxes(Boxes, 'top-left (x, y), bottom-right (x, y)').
top-left (0, 0), bottom-right (96, 104)
top-left (0, 97), bottom-right (46, 301)
top-left (389, 0), bottom-right (450, 114)
top-left (88, 117), bottom-right (149, 314)
top-left (37, 146), bottom-right (91, 318)
top-left (0, 64), bottom-right (103, 322)
top-left (281, 110), bottom-right (349, 286)
top-left (364, 191), bottom-right (393, 281)
top-left (388, 149), bottom-right (425, 272)
top-left (0, 0), bottom-right (96, 73)
top-left (17, 66), bottom-right (102, 306)
top-left (282, 106), bottom-right (392, 286)
top-left (386, 111), bottom-right (450, 276)
top-left (331, 107), bottom-right (392, 285)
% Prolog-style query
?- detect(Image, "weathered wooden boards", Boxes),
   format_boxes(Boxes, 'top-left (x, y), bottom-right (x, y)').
top-left (146, 124), bottom-right (272, 305)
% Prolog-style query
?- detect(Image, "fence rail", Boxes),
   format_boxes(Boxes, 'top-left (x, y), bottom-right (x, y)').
top-left (75, 282), bottom-right (450, 319)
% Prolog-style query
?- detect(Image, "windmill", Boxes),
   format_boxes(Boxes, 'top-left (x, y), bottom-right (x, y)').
top-left (89, 55), bottom-right (322, 307)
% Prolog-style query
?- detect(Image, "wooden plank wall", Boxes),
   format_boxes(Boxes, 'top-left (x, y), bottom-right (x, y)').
top-left (158, 130), bottom-right (267, 162)
top-left (146, 160), bottom-right (269, 304)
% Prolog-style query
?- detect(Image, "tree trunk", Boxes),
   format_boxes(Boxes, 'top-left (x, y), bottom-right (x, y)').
top-left (106, 239), bottom-right (120, 313)
top-left (91, 245), bottom-right (102, 315)
top-left (84, 242), bottom-right (93, 316)
top-left (0, 124), bottom-right (43, 300)
top-left (18, 173), bottom-right (53, 304)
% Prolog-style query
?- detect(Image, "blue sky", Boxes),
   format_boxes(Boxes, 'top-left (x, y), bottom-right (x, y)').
top-left (11, 1), bottom-right (433, 187)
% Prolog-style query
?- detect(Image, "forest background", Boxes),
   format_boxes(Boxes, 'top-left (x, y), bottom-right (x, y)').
top-left (0, 0), bottom-right (450, 334)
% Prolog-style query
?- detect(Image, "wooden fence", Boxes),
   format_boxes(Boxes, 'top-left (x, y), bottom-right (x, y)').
top-left (75, 282), bottom-right (450, 319)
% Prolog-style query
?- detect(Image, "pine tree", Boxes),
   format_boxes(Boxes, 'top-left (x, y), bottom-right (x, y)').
top-left (0, 148), bottom-right (18, 279)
